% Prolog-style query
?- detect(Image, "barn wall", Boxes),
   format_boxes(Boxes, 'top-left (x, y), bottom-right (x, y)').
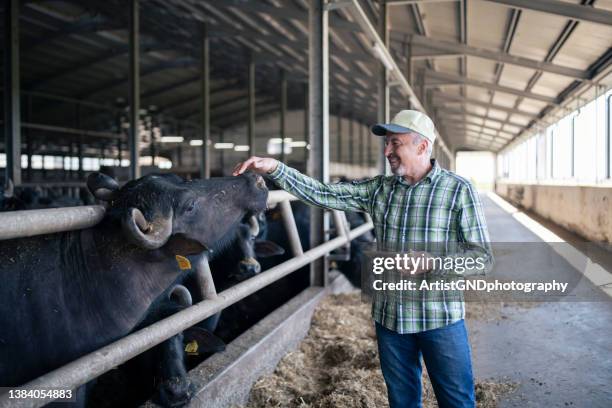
top-left (495, 182), bottom-right (612, 243)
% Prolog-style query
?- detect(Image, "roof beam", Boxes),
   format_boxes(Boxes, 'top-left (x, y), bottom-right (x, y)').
top-left (438, 107), bottom-right (525, 127)
top-left (497, 0), bottom-right (599, 150)
top-left (409, 48), bottom-right (463, 60)
top-left (26, 44), bottom-right (167, 90)
top-left (214, 102), bottom-right (279, 129)
top-left (406, 33), bottom-right (589, 79)
top-left (438, 118), bottom-right (516, 136)
top-left (483, 0), bottom-right (612, 27)
top-left (387, 0), bottom-right (460, 5)
top-left (76, 58), bottom-right (196, 98)
top-left (177, 93), bottom-right (264, 120)
top-left (432, 91), bottom-right (538, 118)
top-left (142, 77), bottom-right (240, 100)
top-left (142, 75), bottom-right (201, 99)
top-left (445, 127), bottom-right (500, 139)
top-left (22, 13), bottom-right (122, 49)
top-left (423, 70), bottom-right (557, 103)
top-left (209, 25), bottom-right (377, 69)
top-left (199, 0), bottom-right (360, 31)
top-left (157, 86), bottom-right (246, 113)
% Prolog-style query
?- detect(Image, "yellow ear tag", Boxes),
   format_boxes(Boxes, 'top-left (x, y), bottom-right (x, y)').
top-left (175, 255), bottom-right (192, 270)
top-left (185, 340), bottom-right (199, 355)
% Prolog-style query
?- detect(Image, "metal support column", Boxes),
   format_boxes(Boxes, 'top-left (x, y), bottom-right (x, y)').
top-left (248, 57), bottom-right (256, 156)
top-left (405, 41), bottom-right (413, 109)
top-left (349, 114), bottom-right (354, 165)
top-left (200, 25), bottom-right (210, 178)
top-left (367, 123), bottom-right (372, 167)
top-left (128, 0), bottom-right (140, 180)
top-left (304, 82), bottom-right (309, 165)
top-left (76, 104), bottom-right (83, 181)
top-left (68, 142), bottom-right (74, 180)
top-left (377, 0), bottom-right (390, 175)
top-left (4, 0), bottom-right (21, 186)
top-left (418, 69), bottom-right (425, 108)
top-left (360, 123), bottom-right (365, 167)
top-left (149, 125), bottom-right (156, 167)
top-left (336, 109), bottom-right (342, 163)
top-left (26, 96), bottom-right (33, 182)
top-left (308, 0), bottom-right (329, 287)
top-left (219, 131), bottom-right (225, 172)
top-left (117, 138), bottom-right (122, 167)
top-left (280, 69), bottom-right (287, 163)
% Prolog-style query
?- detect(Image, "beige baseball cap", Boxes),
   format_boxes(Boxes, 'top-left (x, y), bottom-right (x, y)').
top-left (371, 110), bottom-right (436, 144)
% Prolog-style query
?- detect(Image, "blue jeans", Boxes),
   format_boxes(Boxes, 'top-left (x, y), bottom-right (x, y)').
top-left (375, 320), bottom-right (475, 408)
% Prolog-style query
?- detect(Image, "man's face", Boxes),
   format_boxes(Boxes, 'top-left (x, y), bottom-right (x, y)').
top-left (384, 132), bottom-right (427, 176)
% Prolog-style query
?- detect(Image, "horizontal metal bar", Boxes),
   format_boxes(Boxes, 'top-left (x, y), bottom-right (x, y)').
top-left (387, 0), bottom-right (459, 5)
top-left (438, 107), bottom-right (525, 127)
top-left (424, 70), bottom-right (557, 103)
top-left (19, 182), bottom-right (87, 188)
top-left (484, 0), bottom-right (612, 27)
top-left (0, 191), bottom-right (298, 241)
top-left (205, 0), bottom-right (360, 31)
top-left (432, 91), bottom-right (538, 118)
top-left (0, 206), bottom-right (106, 241)
top-left (0, 219), bottom-right (373, 407)
top-left (22, 123), bottom-right (122, 140)
top-left (23, 91), bottom-right (119, 112)
top-left (408, 34), bottom-right (588, 79)
top-left (325, 0), bottom-right (353, 11)
top-left (267, 190), bottom-right (298, 205)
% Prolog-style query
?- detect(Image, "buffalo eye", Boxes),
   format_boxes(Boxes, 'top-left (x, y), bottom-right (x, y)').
top-left (185, 200), bottom-right (196, 213)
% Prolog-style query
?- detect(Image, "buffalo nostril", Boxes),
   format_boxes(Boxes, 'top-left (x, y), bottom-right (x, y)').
top-left (239, 258), bottom-right (261, 276)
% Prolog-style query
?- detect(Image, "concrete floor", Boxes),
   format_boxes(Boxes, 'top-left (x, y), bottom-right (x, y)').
top-left (468, 194), bottom-right (612, 407)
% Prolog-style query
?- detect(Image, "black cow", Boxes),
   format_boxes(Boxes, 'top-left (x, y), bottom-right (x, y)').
top-left (265, 198), bottom-right (375, 287)
top-left (0, 180), bottom-right (87, 212)
top-left (0, 171), bottom-right (268, 407)
top-left (0, 179), bottom-right (26, 211)
top-left (210, 212), bottom-right (284, 289)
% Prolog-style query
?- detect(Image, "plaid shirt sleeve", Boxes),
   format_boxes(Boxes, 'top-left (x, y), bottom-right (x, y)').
top-left (267, 162), bottom-right (379, 213)
top-left (433, 182), bottom-right (494, 277)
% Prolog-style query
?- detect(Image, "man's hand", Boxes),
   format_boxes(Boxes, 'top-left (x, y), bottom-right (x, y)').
top-left (233, 156), bottom-right (279, 176)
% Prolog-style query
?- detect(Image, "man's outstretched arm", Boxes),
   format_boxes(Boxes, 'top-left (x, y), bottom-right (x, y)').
top-left (233, 156), bottom-right (379, 213)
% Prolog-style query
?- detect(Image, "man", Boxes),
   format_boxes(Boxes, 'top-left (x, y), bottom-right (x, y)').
top-left (233, 110), bottom-right (492, 408)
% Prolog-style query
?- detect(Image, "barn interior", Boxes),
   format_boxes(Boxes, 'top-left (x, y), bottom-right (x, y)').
top-left (1, 1), bottom-right (612, 407)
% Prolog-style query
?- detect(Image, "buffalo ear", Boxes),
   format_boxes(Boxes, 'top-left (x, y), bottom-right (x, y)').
top-left (87, 172), bottom-right (119, 201)
top-left (254, 240), bottom-right (285, 258)
top-left (183, 327), bottom-right (226, 354)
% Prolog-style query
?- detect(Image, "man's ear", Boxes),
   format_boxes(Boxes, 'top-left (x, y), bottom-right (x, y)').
top-left (87, 172), bottom-right (119, 201)
top-left (419, 140), bottom-right (429, 156)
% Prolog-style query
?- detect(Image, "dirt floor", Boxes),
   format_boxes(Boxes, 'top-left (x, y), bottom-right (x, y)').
top-left (241, 292), bottom-right (518, 408)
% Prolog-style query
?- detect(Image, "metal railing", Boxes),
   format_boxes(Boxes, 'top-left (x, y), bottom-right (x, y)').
top-left (0, 189), bottom-right (373, 408)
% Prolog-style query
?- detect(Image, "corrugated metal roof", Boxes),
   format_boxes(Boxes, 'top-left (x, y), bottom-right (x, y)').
top-left (1, 0), bottom-right (610, 157)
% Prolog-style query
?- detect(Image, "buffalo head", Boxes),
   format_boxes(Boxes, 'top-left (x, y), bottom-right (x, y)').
top-left (87, 172), bottom-right (268, 254)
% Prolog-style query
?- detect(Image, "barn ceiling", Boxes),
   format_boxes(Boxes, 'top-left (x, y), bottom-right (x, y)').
top-left (1, 0), bottom-right (611, 157)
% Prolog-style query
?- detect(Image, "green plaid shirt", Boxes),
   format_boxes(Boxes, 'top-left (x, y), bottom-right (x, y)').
top-left (268, 159), bottom-right (492, 333)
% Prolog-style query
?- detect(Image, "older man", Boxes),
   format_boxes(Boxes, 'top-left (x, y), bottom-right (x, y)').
top-left (233, 110), bottom-right (492, 408)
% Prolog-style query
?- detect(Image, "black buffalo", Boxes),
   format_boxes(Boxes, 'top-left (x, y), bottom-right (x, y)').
top-left (0, 179), bottom-right (26, 211)
top-left (0, 171), bottom-right (268, 407)
top-left (0, 179), bottom-right (89, 212)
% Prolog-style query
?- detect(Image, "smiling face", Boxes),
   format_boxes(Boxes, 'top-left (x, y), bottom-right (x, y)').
top-left (383, 132), bottom-right (429, 177)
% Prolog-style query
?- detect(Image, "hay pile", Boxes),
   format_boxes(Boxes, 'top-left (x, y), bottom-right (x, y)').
top-left (243, 292), bottom-right (517, 408)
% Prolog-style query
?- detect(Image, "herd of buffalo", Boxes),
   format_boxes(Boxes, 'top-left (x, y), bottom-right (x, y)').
top-left (0, 171), bottom-right (373, 407)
